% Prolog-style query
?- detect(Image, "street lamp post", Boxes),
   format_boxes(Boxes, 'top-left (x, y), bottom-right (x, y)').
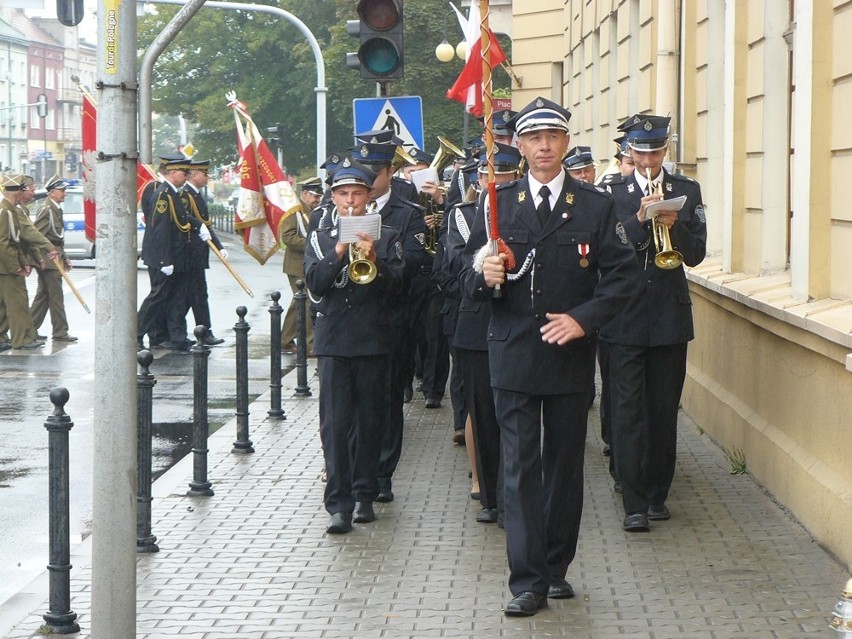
top-left (435, 10), bottom-right (469, 146)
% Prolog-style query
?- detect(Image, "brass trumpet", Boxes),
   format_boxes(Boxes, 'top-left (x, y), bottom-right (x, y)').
top-left (344, 205), bottom-right (377, 284)
top-left (645, 167), bottom-right (683, 270)
top-left (348, 244), bottom-right (377, 284)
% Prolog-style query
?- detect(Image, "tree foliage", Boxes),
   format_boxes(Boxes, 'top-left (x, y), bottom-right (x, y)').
top-left (138, 0), bottom-right (511, 177)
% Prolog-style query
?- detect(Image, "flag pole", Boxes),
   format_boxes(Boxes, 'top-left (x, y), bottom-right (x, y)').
top-left (52, 257), bottom-right (91, 313)
top-left (208, 240), bottom-right (255, 298)
top-left (480, 0), bottom-right (502, 298)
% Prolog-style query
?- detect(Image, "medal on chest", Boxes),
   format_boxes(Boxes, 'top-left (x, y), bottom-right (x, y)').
top-left (578, 243), bottom-right (590, 268)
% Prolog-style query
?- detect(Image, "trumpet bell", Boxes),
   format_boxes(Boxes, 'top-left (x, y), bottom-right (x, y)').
top-left (654, 249), bottom-right (684, 270)
top-left (349, 259), bottom-right (377, 284)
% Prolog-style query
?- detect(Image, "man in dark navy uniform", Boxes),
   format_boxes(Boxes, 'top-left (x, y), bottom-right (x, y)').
top-left (305, 159), bottom-right (405, 535)
top-left (138, 155), bottom-right (210, 351)
top-left (461, 97), bottom-right (641, 616)
top-left (600, 115), bottom-right (707, 533)
top-left (445, 142), bottom-right (522, 523)
top-left (563, 145), bottom-right (597, 184)
top-left (181, 158), bottom-right (226, 346)
top-left (350, 140), bottom-right (430, 504)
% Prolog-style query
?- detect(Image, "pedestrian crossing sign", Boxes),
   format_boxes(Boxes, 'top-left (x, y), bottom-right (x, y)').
top-left (353, 96), bottom-right (424, 151)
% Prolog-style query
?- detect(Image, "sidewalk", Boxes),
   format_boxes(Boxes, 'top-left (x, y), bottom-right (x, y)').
top-left (1, 364), bottom-right (848, 638)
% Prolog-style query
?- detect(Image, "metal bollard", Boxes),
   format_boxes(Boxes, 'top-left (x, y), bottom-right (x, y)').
top-left (233, 306), bottom-right (255, 453)
top-left (294, 279), bottom-right (312, 397)
top-left (268, 291), bottom-right (286, 420)
top-left (187, 326), bottom-right (214, 497)
top-left (136, 351), bottom-right (159, 552)
top-left (42, 387), bottom-right (80, 635)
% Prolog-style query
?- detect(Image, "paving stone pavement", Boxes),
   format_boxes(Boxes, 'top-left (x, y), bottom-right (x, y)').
top-left (1, 367), bottom-right (848, 638)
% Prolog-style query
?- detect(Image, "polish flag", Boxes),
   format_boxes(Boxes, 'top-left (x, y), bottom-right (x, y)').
top-left (446, 1), bottom-right (507, 116)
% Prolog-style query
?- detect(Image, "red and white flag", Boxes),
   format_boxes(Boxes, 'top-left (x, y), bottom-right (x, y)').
top-left (79, 87), bottom-right (161, 232)
top-left (446, 1), bottom-right (507, 117)
top-left (227, 92), bottom-right (300, 265)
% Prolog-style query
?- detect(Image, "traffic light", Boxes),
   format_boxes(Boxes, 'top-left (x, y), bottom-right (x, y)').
top-left (266, 126), bottom-right (279, 149)
top-left (56, 0), bottom-right (84, 26)
top-left (346, 0), bottom-right (404, 81)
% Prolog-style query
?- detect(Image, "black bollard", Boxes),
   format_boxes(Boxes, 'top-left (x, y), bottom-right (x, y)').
top-left (294, 279), bottom-right (312, 397)
top-left (136, 350), bottom-right (159, 553)
top-left (42, 387), bottom-right (80, 635)
top-left (268, 291), bottom-right (285, 420)
top-left (187, 326), bottom-right (214, 496)
top-left (232, 306), bottom-right (254, 453)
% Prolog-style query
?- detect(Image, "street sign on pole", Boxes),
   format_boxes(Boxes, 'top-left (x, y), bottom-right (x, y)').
top-left (353, 96), bottom-right (423, 151)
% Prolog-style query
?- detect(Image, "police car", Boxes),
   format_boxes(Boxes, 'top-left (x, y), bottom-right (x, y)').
top-left (60, 184), bottom-right (145, 259)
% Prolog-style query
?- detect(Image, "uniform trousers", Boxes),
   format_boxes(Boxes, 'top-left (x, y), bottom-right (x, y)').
top-left (607, 342), bottom-right (688, 514)
top-left (281, 273), bottom-right (313, 348)
top-left (447, 347), bottom-right (466, 432)
top-left (377, 326), bottom-right (406, 492)
top-left (457, 348), bottom-right (500, 510)
top-left (188, 268), bottom-right (212, 334)
top-left (138, 267), bottom-right (171, 345)
top-left (31, 269), bottom-right (69, 337)
top-left (319, 354), bottom-right (387, 514)
top-left (419, 290), bottom-right (450, 400)
top-left (0, 274), bottom-right (36, 347)
top-left (493, 388), bottom-right (589, 596)
top-left (165, 271), bottom-right (192, 343)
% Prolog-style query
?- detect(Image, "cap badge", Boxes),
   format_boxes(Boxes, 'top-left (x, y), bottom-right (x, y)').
top-left (331, 153), bottom-right (340, 164)
top-left (633, 115), bottom-right (641, 124)
top-left (535, 98), bottom-right (544, 107)
top-left (360, 145), bottom-right (369, 158)
top-left (644, 121), bottom-right (653, 131)
top-left (409, 148), bottom-right (417, 156)
top-left (342, 157), bottom-right (352, 168)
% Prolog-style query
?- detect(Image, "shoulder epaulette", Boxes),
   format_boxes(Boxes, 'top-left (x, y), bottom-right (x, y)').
top-left (668, 172), bottom-right (697, 184)
top-left (495, 178), bottom-right (521, 191)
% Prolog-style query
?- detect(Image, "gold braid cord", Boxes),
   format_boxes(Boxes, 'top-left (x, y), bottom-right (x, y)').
top-left (480, 0), bottom-right (495, 185)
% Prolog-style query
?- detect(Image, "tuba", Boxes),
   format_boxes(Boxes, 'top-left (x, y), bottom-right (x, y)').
top-left (392, 146), bottom-right (417, 173)
top-left (645, 167), bottom-right (683, 270)
top-left (421, 136), bottom-right (466, 255)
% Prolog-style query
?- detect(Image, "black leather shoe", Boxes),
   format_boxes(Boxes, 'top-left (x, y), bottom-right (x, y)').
top-left (15, 340), bottom-right (44, 350)
top-left (602, 445), bottom-right (611, 456)
top-left (613, 481), bottom-right (623, 494)
top-left (375, 489), bottom-right (394, 503)
top-left (0, 342), bottom-right (11, 352)
top-left (403, 384), bottom-right (413, 403)
top-left (203, 333), bottom-right (225, 346)
top-left (54, 334), bottom-right (78, 342)
top-left (452, 430), bottom-right (465, 445)
top-left (647, 504), bottom-right (671, 521)
top-left (326, 512), bottom-right (352, 534)
top-left (475, 507), bottom-right (498, 523)
top-left (504, 591), bottom-right (547, 616)
top-left (353, 501), bottom-right (376, 523)
top-left (623, 512), bottom-right (650, 532)
top-left (547, 577), bottom-right (575, 600)
top-left (425, 398), bottom-right (441, 409)
top-left (36, 334), bottom-right (47, 340)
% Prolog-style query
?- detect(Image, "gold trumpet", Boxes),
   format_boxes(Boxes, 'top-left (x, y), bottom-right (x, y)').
top-left (345, 206), bottom-right (377, 284)
top-left (645, 167), bottom-right (683, 270)
top-left (348, 244), bottom-right (377, 284)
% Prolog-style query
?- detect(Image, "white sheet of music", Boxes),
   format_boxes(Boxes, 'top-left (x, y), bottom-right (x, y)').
top-left (338, 213), bottom-right (382, 243)
top-left (645, 195), bottom-right (687, 219)
top-left (410, 167), bottom-right (440, 193)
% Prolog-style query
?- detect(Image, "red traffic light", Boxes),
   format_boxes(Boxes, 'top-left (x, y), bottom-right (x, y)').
top-left (357, 0), bottom-right (401, 31)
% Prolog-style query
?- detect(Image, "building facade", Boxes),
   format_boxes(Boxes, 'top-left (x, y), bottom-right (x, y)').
top-left (0, 17), bottom-right (30, 174)
top-left (511, 0), bottom-right (852, 570)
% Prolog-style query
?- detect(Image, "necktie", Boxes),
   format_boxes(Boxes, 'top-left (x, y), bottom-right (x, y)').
top-left (536, 185), bottom-right (551, 227)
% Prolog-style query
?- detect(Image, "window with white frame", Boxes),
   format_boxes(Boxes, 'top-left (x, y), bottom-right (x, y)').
top-left (46, 107), bottom-right (54, 130)
top-left (31, 64), bottom-right (40, 87)
top-left (45, 68), bottom-right (55, 89)
top-left (30, 107), bottom-right (39, 129)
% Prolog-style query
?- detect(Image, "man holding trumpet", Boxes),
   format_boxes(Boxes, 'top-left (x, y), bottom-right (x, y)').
top-left (305, 158), bottom-right (406, 535)
top-left (601, 114), bottom-right (707, 533)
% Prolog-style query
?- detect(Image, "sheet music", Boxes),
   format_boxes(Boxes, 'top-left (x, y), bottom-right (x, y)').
top-left (409, 167), bottom-right (440, 193)
top-left (338, 213), bottom-right (382, 243)
top-left (645, 195), bottom-right (687, 219)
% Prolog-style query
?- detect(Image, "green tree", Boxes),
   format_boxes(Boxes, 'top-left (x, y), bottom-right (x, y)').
top-left (137, 0), bottom-right (511, 175)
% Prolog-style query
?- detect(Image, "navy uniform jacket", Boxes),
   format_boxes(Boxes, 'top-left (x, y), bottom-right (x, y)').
top-left (599, 169), bottom-right (707, 347)
top-left (445, 197), bottom-right (491, 352)
top-left (305, 225), bottom-right (405, 357)
top-left (142, 181), bottom-right (198, 271)
top-left (181, 185), bottom-right (223, 270)
top-left (391, 176), bottom-right (418, 203)
top-left (460, 172), bottom-right (642, 395)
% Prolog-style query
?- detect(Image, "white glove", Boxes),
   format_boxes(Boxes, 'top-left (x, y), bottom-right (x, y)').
top-left (198, 225), bottom-right (212, 242)
top-left (160, 264), bottom-right (174, 276)
top-left (219, 248), bottom-right (229, 260)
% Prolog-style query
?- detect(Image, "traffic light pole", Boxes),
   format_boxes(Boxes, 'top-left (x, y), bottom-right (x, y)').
top-left (139, 0), bottom-right (327, 177)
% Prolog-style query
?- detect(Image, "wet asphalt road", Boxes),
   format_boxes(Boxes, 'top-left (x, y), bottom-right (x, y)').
top-left (0, 238), bottom-right (294, 606)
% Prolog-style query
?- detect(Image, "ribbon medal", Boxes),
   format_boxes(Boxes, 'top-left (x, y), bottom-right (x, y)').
top-left (578, 243), bottom-right (590, 268)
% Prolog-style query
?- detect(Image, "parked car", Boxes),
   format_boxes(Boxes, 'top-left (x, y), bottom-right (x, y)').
top-left (58, 185), bottom-right (145, 259)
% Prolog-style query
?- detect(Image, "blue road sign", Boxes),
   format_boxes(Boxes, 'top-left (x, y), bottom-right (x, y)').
top-left (353, 96), bottom-right (424, 151)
